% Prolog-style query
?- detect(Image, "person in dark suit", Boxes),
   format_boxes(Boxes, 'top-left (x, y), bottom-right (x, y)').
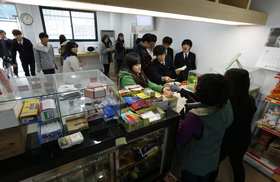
top-left (11, 29), bottom-right (36, 76)
top-left (174, 39), bottom-right (196, 82)
top-left (133, 33), bottom-right (152, 72)
top-left (151, 45), bottom-right (180, 85)
top-left (162, 36), bottom-right (174, 61)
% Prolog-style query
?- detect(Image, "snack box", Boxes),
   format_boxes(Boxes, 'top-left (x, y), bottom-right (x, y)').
top-left (0, 100), bottom-right (22, 130)
top-left (40, 99), bottom-right (58, 123)
top-left (120, 107), bottom-right (144, 132)
top-left (125, 84), bottom-right (144, 92)
top-left (84, 82), bottom-right (107, 99)
top-left (84, 104), bottom-right (103, 121)
top-left (65, 114), bottom-right (89, 134)
top-left (37, 120), bottom-right (63, 144)
top-left (136, 106), bottom-right (165, 126)
top-left (135, 92), bottom-right (150, 100)
top-left (20, 99), bottom-right (40, 125)
top-left (164, 94), bottom-right (178, 110)
top-left (58, 132), bottom-right (84, 150)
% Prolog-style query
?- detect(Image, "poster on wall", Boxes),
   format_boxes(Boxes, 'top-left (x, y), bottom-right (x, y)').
top-left (131, 23), bottom-right (137, 33)
top-left (255, 28), bottom-right (280, 71)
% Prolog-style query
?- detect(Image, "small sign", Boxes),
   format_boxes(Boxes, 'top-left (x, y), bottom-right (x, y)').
top-left (44, 82), bottom-right (54, 87)
top-left (258, 124), bottom-right (263, 128)
top-left (90, 77), bottom-right (97, 82)
top-left (18, 85), bottom-right (29, 91)
top-left (46, 87), bottom-right (55, 94)
top-left (31, 83), bottom-right (42, 89)
top-left (115, 137), bottom-right (127, 146)
top-left (30, 77), bottom-right (40, 82)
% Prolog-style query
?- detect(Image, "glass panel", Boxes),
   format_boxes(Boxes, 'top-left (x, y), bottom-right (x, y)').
top-left (42, 8), bottom-right (72, 39)
top-left (0, 3), bottom-right (17, 19)
top-left (71, 11), bottom-right (96, 40)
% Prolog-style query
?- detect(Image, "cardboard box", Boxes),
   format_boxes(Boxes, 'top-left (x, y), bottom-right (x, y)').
top-left (120, 107), bottom-right (144, 132)
top-left (65, 114), bottom-right (89, 134)
top-left (40, 99), bottom-right (58, 122)
top-left (0, 100), bottom-right (22, 130)
top-left (84, 82), bottom-right (106, 99)
top-left (136, 106), bottom-right (166, 126)
top-left (0, 126), bottom-right (27, 161)
top-left (38, 120), bottom-right (63, 144)
top-left (266, 137), bottom-right (280, 165)
top-left (258, 132), bottom-right (273, 146)
top-left (20, 99), bottom-right (40, 125)
top-left (165, 95), bottom-right (178, 110)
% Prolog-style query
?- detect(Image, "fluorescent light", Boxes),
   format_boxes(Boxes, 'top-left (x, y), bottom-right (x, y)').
top-left (4, 0), bottom-right (254, 25)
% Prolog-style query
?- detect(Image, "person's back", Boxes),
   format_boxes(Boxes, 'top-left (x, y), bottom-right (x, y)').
top-left (63, 42), bottom-right (82, 73)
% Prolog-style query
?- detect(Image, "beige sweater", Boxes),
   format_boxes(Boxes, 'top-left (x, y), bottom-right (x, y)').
top-left (63, 56), bottom-right (83, 73)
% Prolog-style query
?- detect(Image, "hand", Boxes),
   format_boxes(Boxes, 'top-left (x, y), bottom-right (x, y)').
top-left (55, 64), bottom-right (58, 69)
top-left (151, 58), bottom-right (156, 62)
top-left (111, 48), bottom-right (114, 52)
top-left (176, 69), bottom-right (181, 75)
top-left (13, 64), bottom-right (17, 67)
top-left (170, 84), bottom-right (181, 92)
top-left (162, 76), bottom-right (171, 82)
top-left (79, 63), bottom-right (83, 67)
top-left (37, 69), bottom-right (41, 73)
top-left (163, 87), bottom-right (174, 95)
top-left (123, 44), bottom-right (126, 47)
top-left (108, 48), bottom-right (111, 51)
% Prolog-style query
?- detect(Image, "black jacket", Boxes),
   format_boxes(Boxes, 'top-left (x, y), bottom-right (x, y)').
top-left (174, 51), bottom-right (196, 81)
top-left (133, 43), bottom-right (149, 71)
top-left (115, 41), bottom-right (125, 60)
top-left (167, 47), bottom-right (174, 61)
top-left (151, 55), bottom-right (176, 85)
top-left (11, 37), bottom-right (35, 64)
top-left (0, 38), bottom-right (12, 58)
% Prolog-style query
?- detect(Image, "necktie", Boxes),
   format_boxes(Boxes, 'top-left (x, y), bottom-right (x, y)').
top-left (185, 54), bottom-right (188, 60)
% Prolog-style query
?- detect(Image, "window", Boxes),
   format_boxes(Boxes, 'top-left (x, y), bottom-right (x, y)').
top-left (40, 7), bottom-right (98, 41)
top-left (0, 3), bottom-right (20, 38)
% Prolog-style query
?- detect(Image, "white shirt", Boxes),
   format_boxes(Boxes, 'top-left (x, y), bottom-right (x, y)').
top-left (146, 48), bottom-right (154, 58)
top-left (40, 42), bottom-right (48, 52)
top-left (160, 60), bottom-right (165, 66)
top-left (17, 39), bottom-right (23, 45)
top-left (63, 55), bottom-right (83, 73)
top-left (183, 51), bottom-right (189, 59)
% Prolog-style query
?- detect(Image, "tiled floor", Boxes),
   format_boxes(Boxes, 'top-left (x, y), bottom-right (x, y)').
top-left (216, 157), bottom-right (272, 182)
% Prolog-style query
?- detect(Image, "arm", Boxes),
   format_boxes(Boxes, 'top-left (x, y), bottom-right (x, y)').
top-left (176, 113), bottom-right (203, 144)
top-left (147, 79), bottom-right (164, 93)
top-left (121, 75), bottom-right (137, 88)
top-left (50, 45), bottom-right (56, 66)
top-left (11, 42), bottom-right (17, 64)
top-left (174, 54), bottom-right (179, 68)
top-left (192, 53), bottom-right (196, 70)
top-left (115, 42), bottom-right (122, 53)
top-left (170, 48), bottom-right (174, 61)
top-left (34, 48), bottom-right (41, 70)
top-left (99, 43), bottom-right (109, 55)
top-left (70, 56), bottom-right (83, 72)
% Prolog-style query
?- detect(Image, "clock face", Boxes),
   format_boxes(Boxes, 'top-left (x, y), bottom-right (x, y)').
top-left (20, 13), bottom-right (34, 25)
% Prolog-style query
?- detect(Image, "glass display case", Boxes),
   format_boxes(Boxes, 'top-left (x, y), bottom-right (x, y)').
top-left (186, 66), bottom-right (266, 98)
top-left (0, 69), bottom-right (121, 154)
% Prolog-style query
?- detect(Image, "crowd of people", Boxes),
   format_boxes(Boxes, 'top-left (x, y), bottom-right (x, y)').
top-left (0, 29), bottom-right (257, 182)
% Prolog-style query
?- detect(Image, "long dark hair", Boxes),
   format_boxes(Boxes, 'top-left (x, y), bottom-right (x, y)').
top-left (116, 33), bottom-right (124, 43)
top-left (59, 34), bottom-right (67, 45)
top-left (224, 68), bottom-right (250, 107)
top-left (101, 35), bottom-right (109, 47)
top-left (65, 41), bottom-right (78, 57)
top-left (119, 52), bottom-right (148, 88)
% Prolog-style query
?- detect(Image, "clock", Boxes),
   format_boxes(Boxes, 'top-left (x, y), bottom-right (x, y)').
top-left (20, 13), bottom-right (34, 25)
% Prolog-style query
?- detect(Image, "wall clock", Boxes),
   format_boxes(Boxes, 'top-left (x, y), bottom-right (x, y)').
top-left (20, 13), bottom-right (34, 25)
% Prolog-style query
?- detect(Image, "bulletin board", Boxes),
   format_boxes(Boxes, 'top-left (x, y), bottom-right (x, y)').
top-left (255, 28), bottom-right (280, 71)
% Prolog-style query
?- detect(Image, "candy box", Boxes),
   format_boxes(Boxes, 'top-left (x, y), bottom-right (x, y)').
top-left (84, 104), bottom-right (103, 121)
top-left (40, 99), bottom-right (58, 123)
top-left (58, 132), bottom-right (84, 150)
top-left (20, 99), bottom-right (40, 125)
top-left (266, 138), bottom-right (280, 165)
top-left (125, 85), bottom-right (144, 92)
top-left (37, 120), bottom-right (63, 144)
top-left (84, 82), bottom-right (106, 99)
top-left (120, 107), bottom-right (144, 132)
top-left (136, 106), bottom-right (165, 126)
top-left (258, 132), bottom-right (273, 146)
top-left (65, 114), bottom-right (89, 134)
top-left (131, 100), bottom-right (149, 111)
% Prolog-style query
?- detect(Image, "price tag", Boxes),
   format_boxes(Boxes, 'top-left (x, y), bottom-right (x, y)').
top-left (258, 124), bottom-right (263, 128)
top-left (44, 82), bottom-right (54, 87)
top-left (115, 137), bottom-right (127, 146)
top-left (18, 85), bottom-right (29, 91)
top-left (30, 77), bottom-right (40, 82)
top-left (31, 83), bottom-right (42, 89)
top-left (271, 100), bottom-right (276, 103)
top-left (90, 77), bottom-right (97, 82)
top-left (46, 87), bottom-right (55, 94)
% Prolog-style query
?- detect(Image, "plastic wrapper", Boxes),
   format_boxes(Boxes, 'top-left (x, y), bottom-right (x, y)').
top-left (262, 113), bottom-right (278, 128)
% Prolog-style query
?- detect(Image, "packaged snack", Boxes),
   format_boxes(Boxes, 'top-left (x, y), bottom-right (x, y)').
top-left (65, 114), bottom-right (89, 134)
top-left (131, 100), bottom-right (149, 111)
top-left (84, 82), bottom-right (106, 99)
top-left (123, 97), bottom-right (142, 105)
top-left (20, 99), bottom-right (40, 125)
top-left (275, 119), bottom-right (280, 132)
top-left (58, 132), bottom-right (84, 149)
top-left (157, 171), bottom-right (179, 182)
top-left (258, 132), bottom-right (273, 146)
top-left (262, 114), bottom-right (278, 128)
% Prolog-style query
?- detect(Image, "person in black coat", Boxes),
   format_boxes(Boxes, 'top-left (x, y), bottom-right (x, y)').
top-left (209, 68), bottom-right (257, 182)
top-left (133, 33), bottom-right (152, 72)
top-left (151, 45), bottom-right (180, 85)
top-left (162, 36), bottom-right (174, 61)
top-left (11, 29), bottom-right (36, 76)
top-left (115, 33), bottom-right (126, 72)
top-left (174, 39), bottom-right (196, 82)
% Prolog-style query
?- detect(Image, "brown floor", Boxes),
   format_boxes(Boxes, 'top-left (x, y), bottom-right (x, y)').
top-left (110, 73), bottom-right (273, 182)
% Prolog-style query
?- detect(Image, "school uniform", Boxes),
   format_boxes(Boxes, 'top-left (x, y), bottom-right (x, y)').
top-left (174, 51), bottom-right (196, 82)
top-left (151, 55), bottom-right (177, 85)
top-left (166, 47), bottom-right (174, 61)
top-left (0, 38), bottom-right (18, 76)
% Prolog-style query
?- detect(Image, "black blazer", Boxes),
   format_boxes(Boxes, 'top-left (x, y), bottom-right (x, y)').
top-left (151, 55), bottom-right (177, 85)
top-left (133, 43), bottom-right (149, 71)
top-left (11, 37), bottom-right (35, 64)
top-left (167, 47), bottom-right (174, 61)
top-left (0, 38), bottom-right (12, 58)
top-left (174, 51), bottom-right (196, 81)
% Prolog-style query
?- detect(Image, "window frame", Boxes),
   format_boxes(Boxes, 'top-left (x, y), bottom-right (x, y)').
top-left (39, 6), bottom-right (98, 42)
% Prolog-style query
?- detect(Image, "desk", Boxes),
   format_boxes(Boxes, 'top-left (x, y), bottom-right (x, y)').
top-left (55, 52), bottom-right (100, 63)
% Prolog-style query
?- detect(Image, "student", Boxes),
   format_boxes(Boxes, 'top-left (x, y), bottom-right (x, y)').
top-left (145, 34), bottom-right (157, 81)
top-left (174, 39), bottom-right (196, 82)
top-left (99, 34), bottom-right (114, 77)
top-left (63, 42), bottom-right (83, 73)
top-left (115, 33), bottom-right (126, 72)
top-left (133, 33), bottom-right (152, 72)
top-left (146, 34), bottom-right (157, 58)
top-left (118, 52), bottom-right (173, 94)
top-left (151, 45), bottom-right (179, 85)
top-left (162, 36), bottom-right (174, 61)
top-left (11, 29), bottom-right (35, 77)
top-left (34, 32), bottom-right (57, 75)
top-left (209, 69), bottom-right (257, 182)
top-left (0, 29), bottom-right (18, 77)
top-left (172, 74), bottom-right (233, 182)
top-left (59, 34), bottom-right (69, 66)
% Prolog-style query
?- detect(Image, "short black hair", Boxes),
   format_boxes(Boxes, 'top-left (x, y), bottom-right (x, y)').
top-left (135, 38), bottom-right (142, 44)
top-left (182, 39), bottom-right (192, 48)
top-left (0, 30), bottom-right (6, 34)
top-left (162, 36), bottom-right (172, 45)
top-left (141, 33), bottom-right (152, 43)
top-left (12, 29), bottom-right (22, 35)
top-left (66, 41), bottom-right (79, 57)
top-left (39, 32), bottom-right (48, 39)
top-left (151, 34), bottom-right (157, 42)
top-left (153, 45), bottom-right (165, 56)
top-left (195, 74), bottom-right (231, 107)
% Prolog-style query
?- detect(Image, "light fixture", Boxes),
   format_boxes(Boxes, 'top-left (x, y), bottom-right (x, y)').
top-left (3, 0), bottom-right (268, 25)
